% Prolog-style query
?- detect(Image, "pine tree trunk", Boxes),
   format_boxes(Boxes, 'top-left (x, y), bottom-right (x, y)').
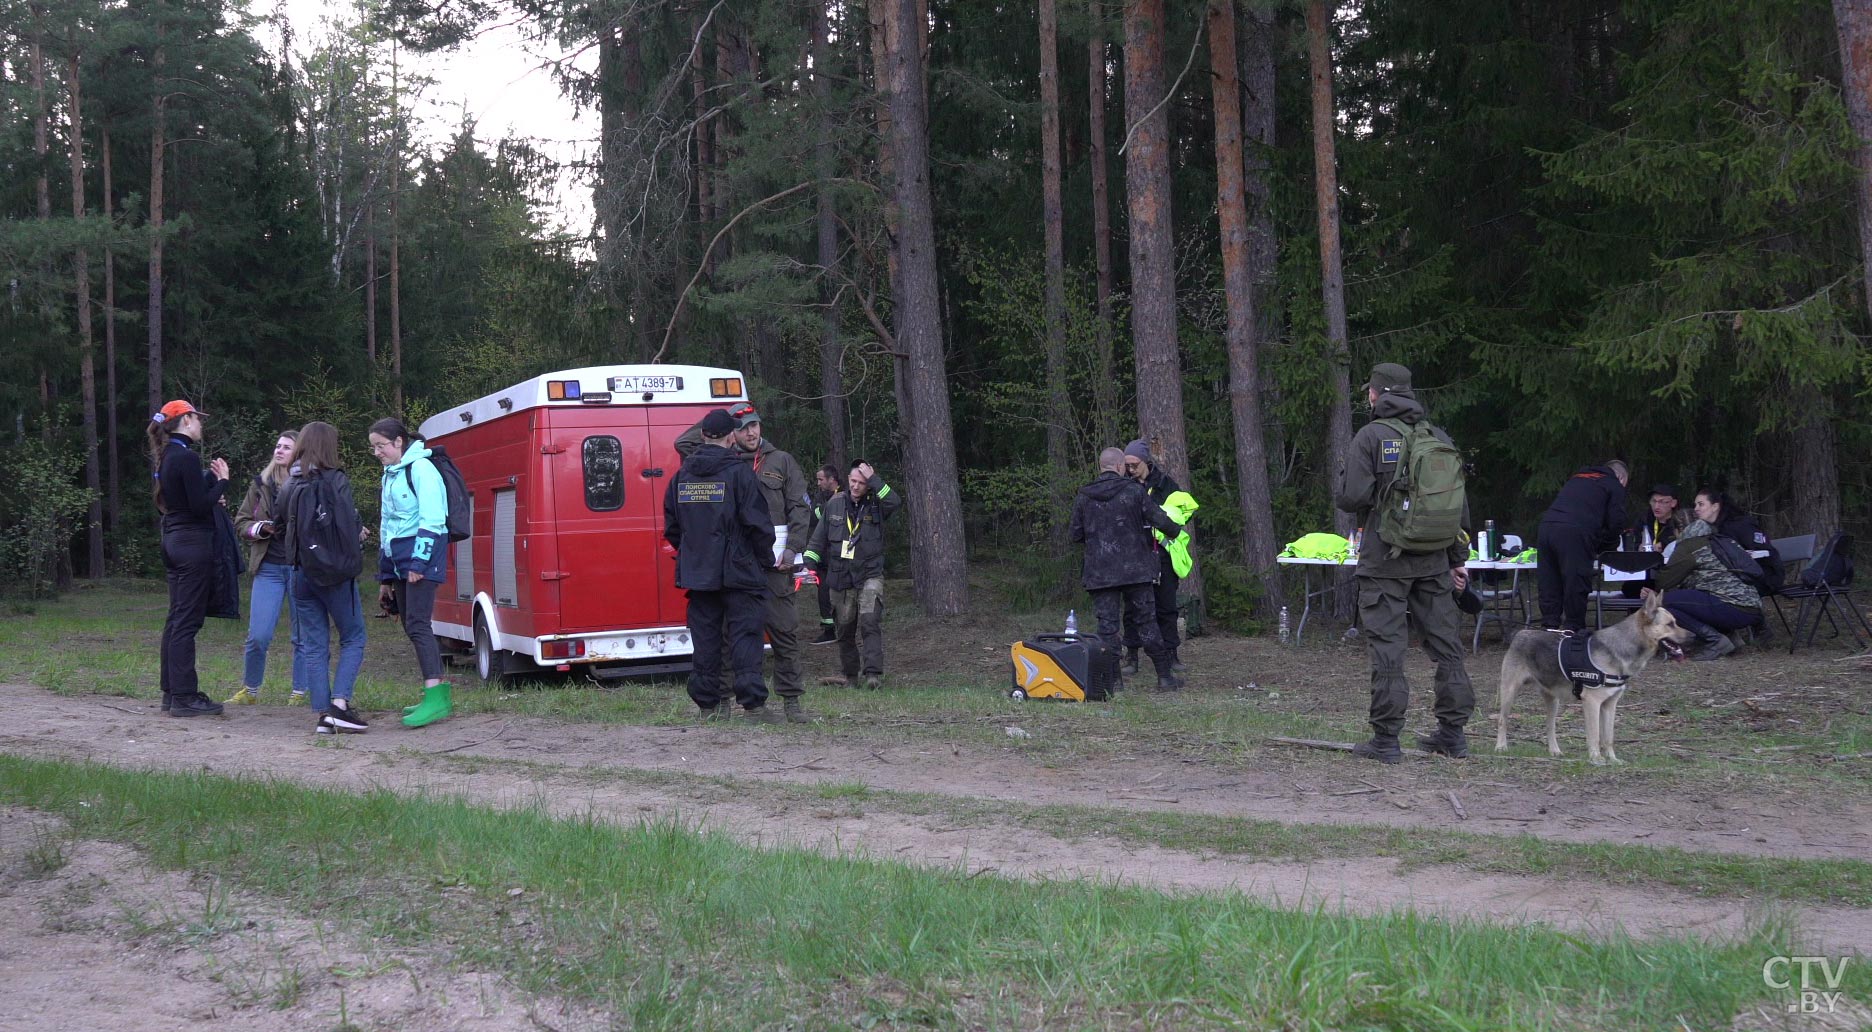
top-left (1208, 0), bottom-right (1281, 613)
top-left (1239, 0), bottom-right (1283, 483)
top-left (1039, 0), bottom-right (1072, 547)
top-left (33, 7), bottom-right (52, 444)
top-left (1833, 0), bottom-right (1872, 323)
top-left (885, 0), bottom-right (969, 615)
top-left (69, 54), bottom-right (104, 579)
top-left (147, 40), bottom-right (166, 416)
top-left (102, 123), bottom-right (120, 543)
top-left (1088, 37), bottom-right (1118, 446)
top-left (389, 34), bottom-right (403, 414)
top-left (1788, 383), bottom-right (1842, 540)
top-left (692, 10), bottom-right (713, 227)
top-left (1123, 0), bottom-right (1194, 488)
top-left (1306, 0), bottom-right (1354, 543)
top-left (814, 0), bottom-right (849, 470)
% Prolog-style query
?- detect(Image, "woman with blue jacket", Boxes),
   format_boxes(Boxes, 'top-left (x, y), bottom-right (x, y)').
top-left (369, 417), bottom-right (453, 728)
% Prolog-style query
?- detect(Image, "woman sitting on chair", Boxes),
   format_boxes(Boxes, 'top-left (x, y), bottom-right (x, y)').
top-left (1655, 489), bottom-right (1763, 661)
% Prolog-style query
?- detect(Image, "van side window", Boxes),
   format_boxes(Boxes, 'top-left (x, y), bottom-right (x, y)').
top-left (583, 436), bottom-right (624, 511)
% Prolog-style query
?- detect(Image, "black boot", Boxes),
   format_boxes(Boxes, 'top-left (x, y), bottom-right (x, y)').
top-left (1351, 734), bottom-right (1402, 764)
top-left (1415, 723), bottom-right (1469, 759)
top-left (167, 693), bottom-right (224, 719)
top-left (1169, 648), bottom-right (1186, 675)
top-left (1692, 626), bottom-right (1736, 661)
top-left (1122, 649), bottom-right (1141, 677)
top-left (1147, 653), bottom-right (1182, 693)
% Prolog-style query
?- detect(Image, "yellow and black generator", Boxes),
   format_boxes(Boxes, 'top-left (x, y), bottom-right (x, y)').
top-left (1009, 634), bottom-right (1119, 701)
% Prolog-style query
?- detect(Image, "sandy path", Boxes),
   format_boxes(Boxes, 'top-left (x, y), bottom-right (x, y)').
top-left (2, 686), bottom-right (1867, 952)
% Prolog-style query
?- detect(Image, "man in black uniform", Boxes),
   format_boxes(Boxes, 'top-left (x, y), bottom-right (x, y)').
top-left (1536, 459), bottom-right (1628, 632)
top-left (1334, 363), bottom-right (1474, 763)
top-left (1119, 439), bottom-right (1186, 676)
top-left (663, 409), bottom-right (781, 723)
top-left (808, 464), bottom-right (842, 645)
top-left (1072, 448), bottom-right (1185, 692)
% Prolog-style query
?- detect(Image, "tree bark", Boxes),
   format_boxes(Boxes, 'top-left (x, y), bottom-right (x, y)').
top-left (1088, 36), bottom-right (1118, 446)
top-left (1239, 0), bottom-right (1283, 482)
top-left (102, 122), bottom-right (120, 542)
top-left (1788, 383), bottom-right (1842, 541)
top-left (1208, 0), bottom-right (1281, 612)
top-left (1039, 0), bottom-right (1072, 546)
top-left (1834, 0), bottom-right (1872, 324)
top-left (389, 33), bottom-right (403, 414)
top-left (885, 0), bottom-right (969, 615)
top-left (1306, 0), bottom-right (1354, 539)
top-left (67, 54), bottom-right (104, 578)
top-left (814, 0), bottom-right (848, 470)
top-left (147, 38), bottom-right (166, 416)
top-left (33, 5), bottom-right (52, 443)
top-left (1123, 0), bottom-right (1194, 491)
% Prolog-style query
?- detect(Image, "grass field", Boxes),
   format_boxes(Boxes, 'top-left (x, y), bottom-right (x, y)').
top-left (3, 576), bottom-right (1869, 1028)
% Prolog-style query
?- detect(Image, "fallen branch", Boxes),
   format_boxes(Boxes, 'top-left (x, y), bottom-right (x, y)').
top-left (753, 755), bottom-right (831, 774)
top-left (1833, 751), bottom-right (1872, 762)
top-left (1114, 794), bottom-right (1181, 803)
top-left (1267, 736), bottom-right (1433, 758)
top-left (1329, 788), bottom-right (1385, 797)
top-left (1446, 791), bottom-right (1468, 821)
top-left (430, 719), bottom-right (513, 755)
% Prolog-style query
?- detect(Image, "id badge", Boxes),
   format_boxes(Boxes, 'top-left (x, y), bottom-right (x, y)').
top-left (840, 539), bottom-right (857, 560)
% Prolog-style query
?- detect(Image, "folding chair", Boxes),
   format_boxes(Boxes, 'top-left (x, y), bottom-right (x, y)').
top-left (1469, 568), bottom-right (1531, 652)
top-left (1774, 533), bottom-right (1871, 653)
top-left (1756, 534), bottom-right (1816, 644)
top-left (1594, 551), bottom-right (1660, 629)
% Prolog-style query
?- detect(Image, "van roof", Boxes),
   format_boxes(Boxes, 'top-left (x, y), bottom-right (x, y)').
top-left (419, 365), bottom-right (750, 441)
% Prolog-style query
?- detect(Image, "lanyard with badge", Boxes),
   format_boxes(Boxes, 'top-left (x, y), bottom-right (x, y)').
top-left (841, 503), bottom-right (860, 560)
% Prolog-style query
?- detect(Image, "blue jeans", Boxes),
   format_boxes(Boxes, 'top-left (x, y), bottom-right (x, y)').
top-left (292, 575), bottom-right (366, 714)
top-left (243, 562), bottom-right (302, 690)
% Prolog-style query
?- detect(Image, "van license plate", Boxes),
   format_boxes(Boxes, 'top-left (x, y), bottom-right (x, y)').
top-left (610, 376), bottom-right (684, 393)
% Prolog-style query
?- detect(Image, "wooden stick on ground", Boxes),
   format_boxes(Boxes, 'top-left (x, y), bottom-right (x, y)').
top-left (1446, 791), bottom-right (1468, 820)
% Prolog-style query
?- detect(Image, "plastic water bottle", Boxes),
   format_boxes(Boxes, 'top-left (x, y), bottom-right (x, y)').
top-left (1278, 605), bottom-right (1291, 645)
top-left (1064, 609), bottom-right (1078, 636)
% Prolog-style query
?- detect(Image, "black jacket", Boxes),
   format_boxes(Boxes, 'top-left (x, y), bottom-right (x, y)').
top-left (804, 474), bottom-right (904, 591)
top-left (1540, 465), bottom-right (1627, 549)
top-left (662, 444), bottom-right (775, 592)
top-left (1069, 471), bottom-right (1180, 590)
top-left (157, 433), bottom-right (229, 532)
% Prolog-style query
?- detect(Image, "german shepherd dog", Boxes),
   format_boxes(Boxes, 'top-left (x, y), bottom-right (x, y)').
top-left (1494, 590), bottom-right (1693, 765)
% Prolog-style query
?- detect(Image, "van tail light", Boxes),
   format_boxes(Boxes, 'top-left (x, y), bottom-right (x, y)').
top-left (540, 640), bottom-right (586, 660)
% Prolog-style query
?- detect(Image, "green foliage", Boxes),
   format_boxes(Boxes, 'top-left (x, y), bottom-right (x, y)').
top-left (0, 442), bottom-right (98, 599)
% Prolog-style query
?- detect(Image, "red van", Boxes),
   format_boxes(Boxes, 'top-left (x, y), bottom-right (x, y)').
top-left (417, 364), bottom-right (751, 682)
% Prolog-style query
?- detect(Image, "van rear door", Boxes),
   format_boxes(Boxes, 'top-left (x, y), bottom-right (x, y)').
top-left (546, 407), bottom-right (665, 633)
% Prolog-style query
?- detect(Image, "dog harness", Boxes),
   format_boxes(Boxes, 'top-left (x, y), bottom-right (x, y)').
top-left (1555, 632), bottom-right (1628, 699)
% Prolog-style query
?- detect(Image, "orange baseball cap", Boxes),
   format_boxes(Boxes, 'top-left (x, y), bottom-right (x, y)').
top-left (155, 400), bottom-right (207, 422)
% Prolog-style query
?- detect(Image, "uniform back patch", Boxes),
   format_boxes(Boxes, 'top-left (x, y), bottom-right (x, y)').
top-left (678, 481), bottom-right (727, 503)
top-left (1380, 439), bottom-right (1402, 463)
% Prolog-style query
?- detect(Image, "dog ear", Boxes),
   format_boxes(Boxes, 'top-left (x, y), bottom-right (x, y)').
top-left (1640, 587), bottom-right (1660, 618)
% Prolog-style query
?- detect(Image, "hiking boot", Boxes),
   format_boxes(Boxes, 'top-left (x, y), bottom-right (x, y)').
top-left (810, 625), bottom-right (838, 645)
top-left (223, 687), bottom-right (259, 706)
top-left (1122, 649), bottom-right (1141, 677)
top-left (1693, 629), bottom-right (1736, 661)
top-left (743, 704), bottom-right (785, 725)
top-left (401, 682), bottom-right (454, 728)
top-left (863, 675), bottom-right (882, 691)
top-left (1169, 649), bottom-right (1186, 675)
top-left (782, 698), bottom-right (814, 724)
top-left (167, 693), bottom-right (224, 718)
top-left (160, 694), bottom-right (173, 714)
top-left (325, 699), bottom-right (369, 733)
top-left (1351, 735), bottom-right (1403, 765)
top-left (696, 700), bottom-right (733, 722)
top-left (1149, 675), bottom-right (1182, 694)
top-left (1415, 724), bottom-right (1469, 759)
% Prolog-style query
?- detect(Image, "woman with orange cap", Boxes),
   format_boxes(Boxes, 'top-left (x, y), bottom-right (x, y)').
top-left (148, 400), bottom-right (231, 718)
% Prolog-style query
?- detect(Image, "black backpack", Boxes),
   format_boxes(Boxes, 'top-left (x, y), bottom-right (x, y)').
top-left (1706, 535), bottom-right (1777, 594)
top-left (403, 446), bottom-right (472, 542)
top-left (292, 471), bottom-right (364, 588)
top-left (1801, 535), bottom-right (1853, 588)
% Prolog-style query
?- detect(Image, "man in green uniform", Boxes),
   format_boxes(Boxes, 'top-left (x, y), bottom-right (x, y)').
top-left (676, 401), bottom-right (815, 723)
top-left (1333, 363), bottom-right (1475, 763)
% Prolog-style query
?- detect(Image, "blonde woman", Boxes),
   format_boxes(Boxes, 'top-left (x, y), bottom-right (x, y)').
top-left (226, 431), bottom-right (304, 705)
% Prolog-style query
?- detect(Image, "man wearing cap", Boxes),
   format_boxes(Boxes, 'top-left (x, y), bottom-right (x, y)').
top-left (1334, 363), bottom-right (1475, 764)
top-left (1119, 439), bottom-right (1190, 676)
top-left (664, 409), bottom-right (782, 723)
top-left (676, 401), bottom-right (815, 722)
top-left (1630, 483), bottom-right (1685, 552)
top-left (804, 459), bottom-right (903, 689)
top-left (1535, 459), bottom-right (1629, 632)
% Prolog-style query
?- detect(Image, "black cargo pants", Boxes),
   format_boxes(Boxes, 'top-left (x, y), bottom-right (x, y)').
top-left (686, 587), bottom-right (769, 710)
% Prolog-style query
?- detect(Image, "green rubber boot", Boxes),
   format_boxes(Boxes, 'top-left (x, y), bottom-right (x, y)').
top-left (402, 682), bottom-right (454, 729)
